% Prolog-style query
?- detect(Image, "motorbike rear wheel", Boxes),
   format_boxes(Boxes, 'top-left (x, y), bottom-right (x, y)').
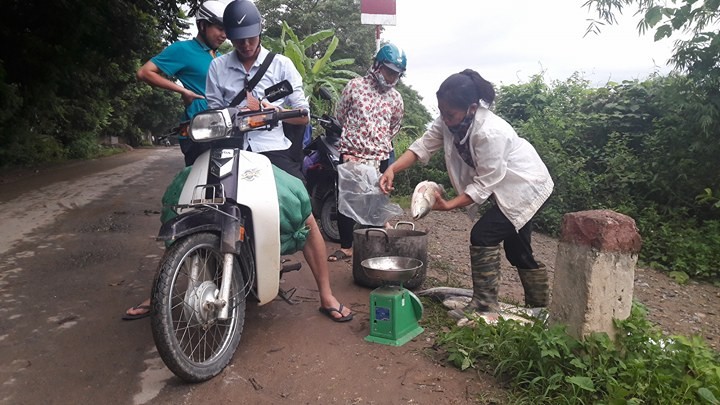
top-left (318, 193), bottom-right (341, 242)
top-left (151, 232), bottom-right (247, 383)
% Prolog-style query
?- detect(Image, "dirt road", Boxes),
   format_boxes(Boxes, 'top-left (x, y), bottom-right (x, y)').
top-left (0, 148), bottom-right (495, 404)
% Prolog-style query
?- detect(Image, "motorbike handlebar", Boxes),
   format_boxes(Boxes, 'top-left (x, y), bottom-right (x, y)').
top-left (277, 109), bottom-right (308, 121)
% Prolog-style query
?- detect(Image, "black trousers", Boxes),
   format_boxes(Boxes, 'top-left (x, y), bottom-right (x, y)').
top-left (470, 204), bottom-right (539, 269)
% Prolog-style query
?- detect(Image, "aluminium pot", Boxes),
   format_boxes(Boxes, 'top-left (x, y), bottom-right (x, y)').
top-left (352, 222), bottom-right (427, 290)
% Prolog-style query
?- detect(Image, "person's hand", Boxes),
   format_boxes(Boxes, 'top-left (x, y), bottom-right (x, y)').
top-left (379, 169), bottom-right (395, 194)
top-left (246, 92), bottom-right (260, 110)
top-left (181, 89), bottom-right (204, 106)
top-left (343, 155), bottom-right (362, 163)
top-left (431, 191), bottom-right (452, 211)
top-left (261, 100), bottom-right (280, 111)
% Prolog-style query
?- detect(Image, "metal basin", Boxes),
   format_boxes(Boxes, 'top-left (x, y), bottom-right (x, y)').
top-left (360, 256), bottom-right (423, 284)
top-left (352, 222), bottom-right (428, 290)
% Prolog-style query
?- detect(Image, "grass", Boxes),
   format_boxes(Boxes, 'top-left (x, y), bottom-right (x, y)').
top-left (418, 296), bottom-right (456, 331)
top-left (94, 145), bottom-right (128, 158)
top-left (390, 194), bottom-right (411, 210)
top-left (421, 257), bottom-right (469, 288)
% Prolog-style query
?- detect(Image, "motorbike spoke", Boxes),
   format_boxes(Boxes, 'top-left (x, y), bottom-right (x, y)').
top-left (164, 242), bottom-right (244, 364)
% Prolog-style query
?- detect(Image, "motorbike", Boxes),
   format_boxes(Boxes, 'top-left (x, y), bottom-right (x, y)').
top-left (150, 80), bottom-right (308, 383)
top-left (302, 88), bottom-right (343, 242)
top-left (152, 123), bottom-right (185, 147)
top-left (302, 112), bottom-right (342, 242)
top-left (151, 134), bottom-right (172, 147)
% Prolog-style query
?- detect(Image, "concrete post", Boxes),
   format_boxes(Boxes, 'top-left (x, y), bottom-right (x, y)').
top-left (548, 210), bottom-right (642, 340)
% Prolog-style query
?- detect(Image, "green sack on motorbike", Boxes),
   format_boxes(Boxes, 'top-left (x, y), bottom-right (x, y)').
top-left (161, 166), bottom-right (192, 224)
top-left (160, 165), bottom-right (310, 254)
top-left (273, 165), bottom-right (312, 255)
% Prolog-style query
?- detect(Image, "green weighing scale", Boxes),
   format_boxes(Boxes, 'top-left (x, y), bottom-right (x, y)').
top-left (361, 256), bottom-right (424, 346)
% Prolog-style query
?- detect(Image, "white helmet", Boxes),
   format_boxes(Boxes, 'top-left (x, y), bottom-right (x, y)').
top-left (196, 1), bottom-right (225, 26)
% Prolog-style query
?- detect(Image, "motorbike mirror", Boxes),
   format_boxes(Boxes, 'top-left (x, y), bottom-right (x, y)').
top-left (318, 87), bottom-right (333, 101)
top-left (264, 80), bottom-right (293, 103)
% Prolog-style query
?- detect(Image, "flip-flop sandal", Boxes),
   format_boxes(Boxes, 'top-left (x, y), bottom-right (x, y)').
top-left (327, 250), bottom-right (351, 262)
top-left (122, 304), bottom-right (151, 321)
top-left (318, 304), bottom-right (353, 322)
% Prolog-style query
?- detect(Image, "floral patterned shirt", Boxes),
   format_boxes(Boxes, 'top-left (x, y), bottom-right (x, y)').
top-left (336, 74), bottom-right (404, 160)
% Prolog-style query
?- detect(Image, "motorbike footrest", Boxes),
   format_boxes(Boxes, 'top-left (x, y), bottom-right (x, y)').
top-left (280, 262), bottom-right (302, 275)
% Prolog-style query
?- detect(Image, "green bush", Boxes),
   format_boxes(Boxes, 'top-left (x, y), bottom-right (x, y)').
top-left (67, 135), bottom-right (101, 159)
top-left (439, 303), bottom-right (720, 404)
top-left (499, 74), bottom-right (720, 279)
top-left (0, 132), bottom-right (66, 167)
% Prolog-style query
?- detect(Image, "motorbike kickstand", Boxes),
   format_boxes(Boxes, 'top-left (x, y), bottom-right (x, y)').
top-left (278, 287), bottom-right (300, 305)
top-left (278, 260), bottom-right (302, 304)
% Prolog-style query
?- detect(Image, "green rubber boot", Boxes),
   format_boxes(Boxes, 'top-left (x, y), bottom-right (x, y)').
top-left (518, 262), bottom-right (549, 307)
top-left (448, 245), bottom-right (501, 320)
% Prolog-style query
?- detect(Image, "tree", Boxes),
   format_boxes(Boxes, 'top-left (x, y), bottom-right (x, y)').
top-left (256, 0), bottom-right (378, 73)
top-left (0, 0), bottom-right (192, 165)
top-left (583, 0), bottom-right (720, 81)
top-left (263, 22), bottom-right (359, 115)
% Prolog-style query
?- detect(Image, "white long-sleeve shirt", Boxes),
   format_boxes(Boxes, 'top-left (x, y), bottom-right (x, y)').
top-left (205, 46), bottom-right (309, 152)
top-left (409, 107), bottom-right (554, 230)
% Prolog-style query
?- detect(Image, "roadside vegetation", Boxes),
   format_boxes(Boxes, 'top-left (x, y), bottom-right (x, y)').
top-left (419, 255), bottom-right (719, 404)
top-left (435, 302), bottom-right (720, 404)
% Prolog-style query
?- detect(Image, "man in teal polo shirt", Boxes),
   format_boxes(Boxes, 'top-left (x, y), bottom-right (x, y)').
top-left (136, 0), bottom-right (226, 167)
top-left (124, 1), bottom-right (226, 320)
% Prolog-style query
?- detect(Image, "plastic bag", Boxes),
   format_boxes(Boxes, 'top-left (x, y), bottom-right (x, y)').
top-left (337, 161), bottom-right (403, 226)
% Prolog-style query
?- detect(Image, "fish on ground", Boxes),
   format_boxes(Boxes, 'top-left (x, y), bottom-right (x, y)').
top-left (410, 180), bottom-right (445, 220)
top-left (416, 286), bottom-right (473, 300)
top-left (457, 312), bottom-right (533, 326)
top-left (417, 286), bottom-right (547, 325)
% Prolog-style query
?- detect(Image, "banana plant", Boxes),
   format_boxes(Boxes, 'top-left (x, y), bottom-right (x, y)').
top-left (264, 22), bottom-right (359, 115)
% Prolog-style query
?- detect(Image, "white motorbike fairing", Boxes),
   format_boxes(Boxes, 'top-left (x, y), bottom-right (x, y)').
top-left (178, 149), bottom-right (281, 305)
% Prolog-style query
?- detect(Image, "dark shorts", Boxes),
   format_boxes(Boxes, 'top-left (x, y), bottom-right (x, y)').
top-left (259, 149), bottom-right (305, 184)
top-left (179, 138), bottom-right (210, 167)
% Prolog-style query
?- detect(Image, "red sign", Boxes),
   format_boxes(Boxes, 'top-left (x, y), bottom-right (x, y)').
top-left (361, 0), bottom-right (396, 15)
top-left (360, 0), bottom-right (396, 25)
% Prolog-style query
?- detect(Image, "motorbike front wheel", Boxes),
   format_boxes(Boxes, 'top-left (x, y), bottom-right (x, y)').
top-left (151, 232), bottom-right (247, 383)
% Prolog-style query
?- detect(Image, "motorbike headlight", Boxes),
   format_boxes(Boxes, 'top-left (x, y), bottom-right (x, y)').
top-left (189, 109), bottom-right (233, 142)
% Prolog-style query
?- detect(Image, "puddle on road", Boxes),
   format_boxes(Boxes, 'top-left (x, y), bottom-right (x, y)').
top-left (133, 348), bottom-right (173, 405)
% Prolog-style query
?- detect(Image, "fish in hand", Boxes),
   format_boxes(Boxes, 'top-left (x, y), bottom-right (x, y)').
top-left (410, 180), bottom-right (445, 220)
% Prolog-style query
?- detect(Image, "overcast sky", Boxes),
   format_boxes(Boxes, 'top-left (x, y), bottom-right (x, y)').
top-left (193, 1), bottom-right (677, 114)
top-left (379, 0), bottom-right (677, 114)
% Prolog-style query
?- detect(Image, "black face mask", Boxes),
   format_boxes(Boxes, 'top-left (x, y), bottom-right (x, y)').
top-left (447, 111), bottom-right (474, 137)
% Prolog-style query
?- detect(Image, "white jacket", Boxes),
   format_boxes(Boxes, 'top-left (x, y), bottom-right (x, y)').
top-left (408, 107), bottom-right (554, 230)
